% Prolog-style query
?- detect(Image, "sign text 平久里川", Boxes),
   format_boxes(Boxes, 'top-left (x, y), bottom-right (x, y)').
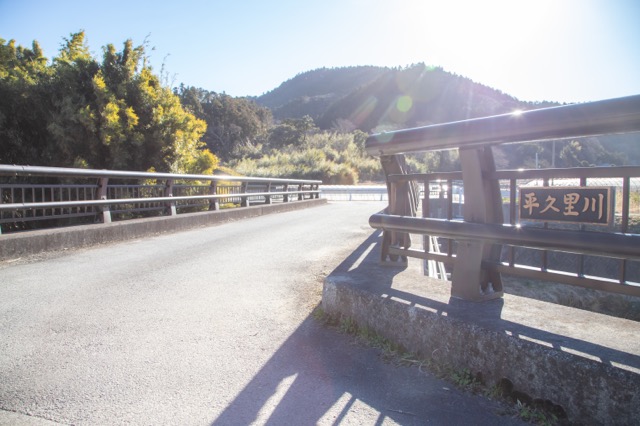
top-left (519, 186), bottom-right (613, 225)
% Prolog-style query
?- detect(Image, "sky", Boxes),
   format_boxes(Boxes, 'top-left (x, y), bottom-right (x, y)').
top-left (1, 0), bottom-right (639, 104)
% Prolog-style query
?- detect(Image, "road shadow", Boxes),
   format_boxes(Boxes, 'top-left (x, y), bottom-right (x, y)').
top-left (211, 231), bottom-right (523, 425)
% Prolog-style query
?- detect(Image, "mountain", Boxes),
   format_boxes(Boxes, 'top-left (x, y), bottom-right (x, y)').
top-left (256, 63), bottom-right (558, 133)
top-left (254, 64), bottom-right (638, 166)
top-left (256, 66), bottom-right (388, 123)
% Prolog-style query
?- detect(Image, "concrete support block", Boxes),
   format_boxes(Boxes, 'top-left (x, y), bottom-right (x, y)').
top-left (0, 199), bottom-right (327, 260)
top-left (322, 258), bottom-right (640, 425)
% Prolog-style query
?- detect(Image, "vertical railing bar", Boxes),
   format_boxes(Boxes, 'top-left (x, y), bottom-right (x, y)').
top-left (10, 187), bottom-right (15, 219)
top-left (0, 186), bottom-right (3, 234)
top-left (265, 182), bottom-right (272, 204)
top-left (575, 176), bottom-right (587, 277)
top-left (209, 181), bottom-right (219, 210)
top-left (50, 186), bottom-right (55, 217)
top-left (446, 179), bottom-right (453, 220)
top-left (25, 186), bottom-right (30, 218)
top-left (448, 179), bottom-right (455, 259)
top-left (541, 177), bottom-right (549, 272)
top-left (29, 186), bottom-right (34, 218)
top-left (619, 176), bottom-right (631, 284)
top-left (619, 260), bottom-right (627, 285)
top-left (621, 176), bottom-right (630, 233)
top-left (52, 186), bottom-right (57, 217)
top-left (30, 186), bottom-right (36, 218)
top-left (509, 178), bottom-right (517, 267)
top-left (59, 186), bottom-right (63, 217)
top-left (422, 179), bottom-right (429, 269)
top-left (241, 182), bottom-right (249, 207)
top-left (15, 187), bottom-right (19, 220)
top-left (65, 185), bottom-right (70, 217)
top-left (39, 186), bottom-right (44, 218)
top-left (9, 186), bottom-right (13, 220)
top-left (98, 177), bottom-right (111, 224)
top-left (23, 186), bottom-right (28, 219)
top-left (74, 186), bottom-right (79, 216)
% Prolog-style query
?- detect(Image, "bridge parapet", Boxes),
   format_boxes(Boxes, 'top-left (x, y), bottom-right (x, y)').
top-left (0, 165), bottom-right (320, 234)
top-left (366, 95), bottom-right (640, 301)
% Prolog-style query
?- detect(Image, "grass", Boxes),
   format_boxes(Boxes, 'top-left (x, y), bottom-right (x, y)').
top-left (313, 306), bottom-right (565, 425)
top-left (516, 400), bottom-right (558, 426)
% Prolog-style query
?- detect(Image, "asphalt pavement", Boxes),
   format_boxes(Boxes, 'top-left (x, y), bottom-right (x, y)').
top-left (0, 202), bottom-right (524, 425)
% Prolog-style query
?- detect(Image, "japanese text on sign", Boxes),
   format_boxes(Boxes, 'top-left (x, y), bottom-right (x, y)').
top-left (519, 186), bottom-right (612, 225)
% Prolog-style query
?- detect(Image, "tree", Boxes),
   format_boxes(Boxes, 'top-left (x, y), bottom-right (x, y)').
top-left (176, 86), bottom-right (272, 161)
top-left (267, 115), bottom-right (318, 150)
top-left (0, 33), bottom-right (217, 174)
top-left (559, 138), bottom-right (625, 168)
top-left (0, 38), bottom-right (51, 164)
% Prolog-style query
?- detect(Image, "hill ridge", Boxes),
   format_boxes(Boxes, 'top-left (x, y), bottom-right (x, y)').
top-left (256, 63), bottom-right (558, 132)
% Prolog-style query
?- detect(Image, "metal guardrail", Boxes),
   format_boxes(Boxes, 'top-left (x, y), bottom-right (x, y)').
top-left (320, 185), bottom-right (388, 201)
top-left (366, 94), bottom-right (640, 300)
top-left (366, 95), bottom-right (640, 156)
top-left (0, 165), bottom-right (321, 234)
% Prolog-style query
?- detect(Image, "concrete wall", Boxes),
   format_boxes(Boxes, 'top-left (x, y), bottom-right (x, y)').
top-left (0, 199), bottom-right (326, 260)
top-left (322, 246), bottom-right (640, 425)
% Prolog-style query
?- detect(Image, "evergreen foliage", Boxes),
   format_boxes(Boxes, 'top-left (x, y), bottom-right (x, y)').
top-left (0, 33), bottom-right (217, 174)
top-left (176, 85), bottom-right (271, 162)
top-left (256, 66), bottom-right (388, 121)
top-left (230, 128), bottom-right (381, 184)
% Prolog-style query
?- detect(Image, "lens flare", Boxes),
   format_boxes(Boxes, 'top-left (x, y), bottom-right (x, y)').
top-left (396, 95), bottom-right (413, 113)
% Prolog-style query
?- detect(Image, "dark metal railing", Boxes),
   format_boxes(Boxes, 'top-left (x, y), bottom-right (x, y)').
top-left (366, 95), bottom-right (640, 156)
top-left (0, 165), bottom-right (321, 234)
top-left (366, 94), bottom-right (640, 300)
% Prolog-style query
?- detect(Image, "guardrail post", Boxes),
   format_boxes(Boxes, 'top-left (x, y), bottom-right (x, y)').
top-left (283, 184), bottom-right (289, 202)
top-left (241, 182), bottom-right (250, 207)
top-left (164, 179), bottom-right (176, 216)
top-left (380, 155), bottom-right (416, 264)
top-left (209, 181), bottom-right (219, 211)
top-left (97, 177), bottom-right (112, 224)
top-left (451, 147), bottom-right (503, 301)
top-left (265, 182), bottom-right (272, 204)
top-left (298, 184), bottom-right (303, 201)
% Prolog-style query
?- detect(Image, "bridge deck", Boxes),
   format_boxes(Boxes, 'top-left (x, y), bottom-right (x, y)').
top-left (0, 202), bottom-right (523, 425)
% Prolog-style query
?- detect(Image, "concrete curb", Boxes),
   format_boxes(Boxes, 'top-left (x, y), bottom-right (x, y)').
top-left (0, 198), bottom-right (326, 260)
top-left (322, 232), bottom-right (640, 425)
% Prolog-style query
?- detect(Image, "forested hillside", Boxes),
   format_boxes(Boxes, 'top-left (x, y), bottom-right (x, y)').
top-left (257, 64), bottom-right (557, 132)
top-left (2, 34), bottom-right (637, 185)
top-left (255, 64), bottom-right (637, 169)
top-left (256, 66), bottom-right (387, 122)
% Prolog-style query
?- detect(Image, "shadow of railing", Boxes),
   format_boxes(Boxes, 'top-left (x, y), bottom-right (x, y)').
top-left (320, 230), bottom-right (640, 423)
top-left (211, 231), bottom-right (522, 425)
top-left (329, 231), bottom-right (640, 374)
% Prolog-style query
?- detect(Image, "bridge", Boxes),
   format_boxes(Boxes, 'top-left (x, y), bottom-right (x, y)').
top-left (0, 202), bottom-right (527, 425)
top-left (2, 95), bottom-right (640, 424)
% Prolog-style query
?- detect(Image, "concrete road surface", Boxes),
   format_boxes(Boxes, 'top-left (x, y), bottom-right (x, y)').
top-left (0, 202), bottom-right (523, 425)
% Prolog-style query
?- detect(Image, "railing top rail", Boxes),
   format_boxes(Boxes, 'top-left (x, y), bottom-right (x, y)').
top-left (369, 214), bottom-right (640, 261)
top-left (365, 94), bottom-right (640, 156)
top-left (0, 164), bottom-right (321, 185)
top-left (386, 165), bottom-right (640, 182)
top-left (0, 189), bottom-right (320, 212)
